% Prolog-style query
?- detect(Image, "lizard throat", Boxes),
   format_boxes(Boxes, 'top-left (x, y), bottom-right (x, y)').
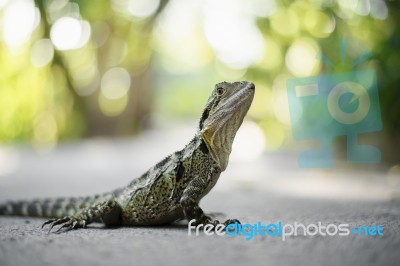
top-left (200, 88), bottom-right (253, 171)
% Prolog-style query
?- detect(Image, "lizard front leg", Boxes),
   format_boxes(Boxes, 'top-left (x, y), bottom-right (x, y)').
top-left (42, 199), bottom-right (121, 232)
top-left (180, 177), bottom-right (240, 227)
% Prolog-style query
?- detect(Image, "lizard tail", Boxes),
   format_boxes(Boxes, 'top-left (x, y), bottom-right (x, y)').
top-left (0, 193), bottom-right (112, 218)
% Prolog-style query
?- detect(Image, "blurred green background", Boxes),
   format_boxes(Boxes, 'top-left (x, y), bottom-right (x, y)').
top-left (0, 0), bottom-right (399, 163)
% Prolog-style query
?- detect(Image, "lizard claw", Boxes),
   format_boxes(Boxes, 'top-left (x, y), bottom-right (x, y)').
top-left (42, 217), bottom-right (68, 233)
top-left (212, 219), bottom-right (220, 227)
top-left (41, 219), bottom-right (56, 229)
top-left (42, 216), bottom-right (86, 233)
top-left (71, 221), bottom-right (78, 229)
top-left (55, 222), bottom-right (73, 233)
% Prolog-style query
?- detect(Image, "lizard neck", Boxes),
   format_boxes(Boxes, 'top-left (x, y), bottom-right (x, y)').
top-left (199, 130), bottom-right (232, 172)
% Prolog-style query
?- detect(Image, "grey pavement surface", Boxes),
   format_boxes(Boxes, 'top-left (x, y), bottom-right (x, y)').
top-left (0, 125), bottom-right (399, 266)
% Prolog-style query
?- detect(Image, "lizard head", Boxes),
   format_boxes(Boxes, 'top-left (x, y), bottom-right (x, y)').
top-left (199, 81), bottom-right (255, 171)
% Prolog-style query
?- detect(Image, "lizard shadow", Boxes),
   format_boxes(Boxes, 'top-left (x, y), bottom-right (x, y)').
top-left (85, 211), bottom-right (227, 231)
top-left (87, 222), bottom-right (188, 231)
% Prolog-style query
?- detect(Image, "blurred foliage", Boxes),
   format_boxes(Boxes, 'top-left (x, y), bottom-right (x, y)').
top-left (0, 0), bottom-right (399, 160)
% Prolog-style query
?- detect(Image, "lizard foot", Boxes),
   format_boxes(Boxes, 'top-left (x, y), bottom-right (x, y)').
top-left (224, 219), bottom-right (241, 232)
top-left (223, 218), bottom-right (241, 226)
top-left (191, 217), bottom-right (241, 230)
top-left (42, 216), bottom-right (87, 233)
top-left (42, 199), bottom-right (119, 233)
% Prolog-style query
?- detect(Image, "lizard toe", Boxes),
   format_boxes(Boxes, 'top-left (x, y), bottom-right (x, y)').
top-left (45, 217), bottom-right (70, 233)
top-left (55, 221), bottom-right (74, 233)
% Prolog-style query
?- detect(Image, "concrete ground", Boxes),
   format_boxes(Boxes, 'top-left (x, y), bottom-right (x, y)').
top-left (0, 125), bottom-right (399, 266)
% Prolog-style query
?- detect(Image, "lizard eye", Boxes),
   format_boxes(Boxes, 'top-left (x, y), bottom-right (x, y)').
top-left (216, 87), bottom-right (225, 96)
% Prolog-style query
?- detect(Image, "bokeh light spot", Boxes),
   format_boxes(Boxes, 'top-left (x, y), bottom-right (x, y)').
top-left (303, 10), bottom-right (335, 38)
top-left (50, 17), bottom-right (91, 51)
top-left (2, 0), bottom-right (39, 47)
top-left (72, 63), bottom-right (99, 96)
top-left (285, 38), bottom-right (321, 77)
top-left (30, 39), bottom-right (54, 67)
top-left (204, 0), bottom-right (265, 69)
top-left (370, 0), bottom-right (388, 20)
top-left (128, 0), bottom-right (160, 18)
top-left (259, 37), bottom-right (282, 71)
top-left (101, 67), bottom-right (131, 100)
top-left (270, 8), bottom-right (299, 37)
top-left (98, 93), bottom-right (128, 117)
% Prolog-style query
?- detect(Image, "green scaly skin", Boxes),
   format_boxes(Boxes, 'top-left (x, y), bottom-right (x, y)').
top-left (0, 81), bottom-right (255, 232)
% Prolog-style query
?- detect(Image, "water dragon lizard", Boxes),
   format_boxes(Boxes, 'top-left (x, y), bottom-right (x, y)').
top-left (0, 81), bottom-right (255, 232)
